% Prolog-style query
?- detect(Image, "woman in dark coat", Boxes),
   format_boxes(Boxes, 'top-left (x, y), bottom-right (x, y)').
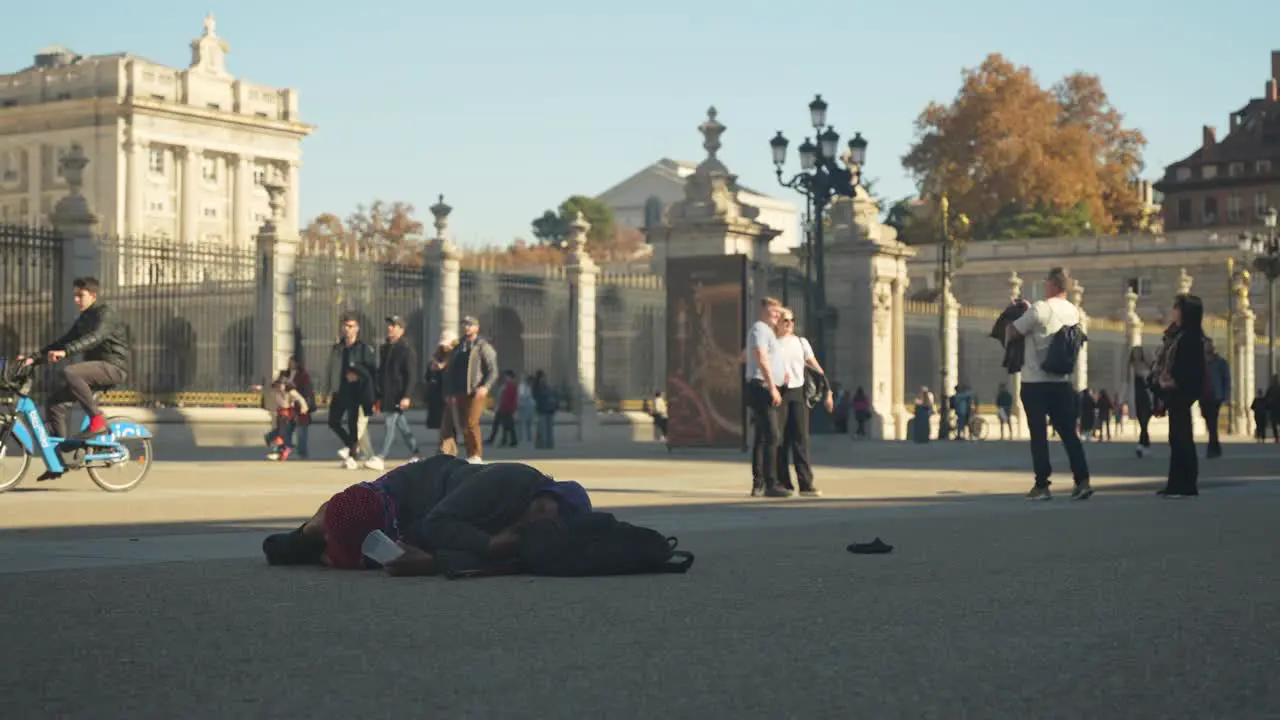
top-left (1156, 295), bottom-right (1207, 497)
top-left (424, 336), bottom-right (456, 430)
top-left (1094, 389), bottom-right (1114, 442)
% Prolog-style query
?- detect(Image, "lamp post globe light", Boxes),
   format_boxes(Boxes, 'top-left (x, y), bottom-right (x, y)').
top-left (768, 94), bottom-right (868, 366)
top-left (1238, 207), bottom-right (1280, 377)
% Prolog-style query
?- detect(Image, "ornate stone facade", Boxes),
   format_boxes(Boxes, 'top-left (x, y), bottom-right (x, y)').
top-left (0, 15), bottom-right (313, 245)
top-left (825, 184), bottom-right (915, 439)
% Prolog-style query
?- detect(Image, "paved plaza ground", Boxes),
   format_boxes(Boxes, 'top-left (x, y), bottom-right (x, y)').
top-left (1, 435), bottom-right (1278, 718)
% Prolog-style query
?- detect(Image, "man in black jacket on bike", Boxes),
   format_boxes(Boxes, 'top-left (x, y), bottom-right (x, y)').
top-left (22, 276), bottom-right (130, 480)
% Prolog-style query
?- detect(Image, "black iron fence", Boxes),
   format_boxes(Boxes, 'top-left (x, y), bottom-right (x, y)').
top-left (460, 267), bottom-right (573, 396)
top-left (596, 274), bottom-right (664, 408)
top-left (97, 235), bottom-right (258, 397)
top-left (0, 223), bottom-right (63, 399)
top-left (294, 251), bottom-right (426, 395)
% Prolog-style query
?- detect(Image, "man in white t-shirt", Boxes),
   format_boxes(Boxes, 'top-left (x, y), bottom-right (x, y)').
top-left (744, 297), bottom-right (789, 497)
top-left (1008, 267), bottom-right (1092, 501)
top-left (773, 308), bottom-right (832, 497)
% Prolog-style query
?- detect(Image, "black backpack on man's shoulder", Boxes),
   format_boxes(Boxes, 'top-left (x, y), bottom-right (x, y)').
top-left (1041, 324), bottom-right (1087, 376)
top-left (518, 512), bottom-right (695, 577)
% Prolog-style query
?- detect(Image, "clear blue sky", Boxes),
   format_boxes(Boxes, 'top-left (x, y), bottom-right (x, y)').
top-left (4, 1), bottom-right (1278, 247)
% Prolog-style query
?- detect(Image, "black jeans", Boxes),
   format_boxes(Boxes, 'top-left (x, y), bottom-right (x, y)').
top-left (328, 390), bottom-right (362, 455)
top-left (1200, 400), bottom-right (1222, 454)
top-left (1020, 382), bottom-right (1090, 488)
top-left (1165, 396), bottom-right (1199, 493)
top-left (776, 386), bottom-right (815, 492)
top-left (1133, 376), bottom-right (1152, 447)
top-left (46, 361), bottom-right (128, 438)
top-left (747, 380), bottom-right (781, 491)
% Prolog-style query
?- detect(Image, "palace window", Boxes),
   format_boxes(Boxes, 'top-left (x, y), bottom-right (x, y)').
top-left (1126, 278), bottom-right (1153, 297)
top-left (148, 199), bottom-right (166, 213)
top-left (201, 156), bottom-right (218, 182)
top-left (1256, 193), bottom-right (1270, 217)
top-left (148, 147), bottom-right (165, 174)
top-left (203, 206), bottom-right (218, 218)
top-left (1201, 165), bottom-right (1218, 180)
top-left (0, 150), bottom-right (19, 182)
top-left (1257, 160), bottom-right (1272, 175)
top-left (253, 166), bottom-right (266, 186)
top-left (1176, 199), bottom-right (1192, 224)
top-left (1228, 162), bottom-right (1245, 177)
top-left (1175, 167), bottom-right (1191, 181)
top-left (1202, 197), bottom-right (1219, 224)
top-left (1227, 195), bottom-right (1242, 222)
top-left (53, 147), bottom-right (69, 178)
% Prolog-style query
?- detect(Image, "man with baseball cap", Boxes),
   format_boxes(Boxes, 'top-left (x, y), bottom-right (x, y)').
top-left (439, 315), bottom-right (498, 463)
top-left (366, 315), bottom-right (421, 471)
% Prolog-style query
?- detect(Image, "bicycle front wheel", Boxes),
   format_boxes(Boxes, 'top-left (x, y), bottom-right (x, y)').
top-left (0, 424), bottom-right (31, 492)
top-left (973, 418), bottom-right (990, 441)
top-left (86, 418), bottom-right (154, 492)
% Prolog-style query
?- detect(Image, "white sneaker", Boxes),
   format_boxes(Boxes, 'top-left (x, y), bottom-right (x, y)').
top-left (365, 456), bottom-right (385, 471)
top-left (342, 457), bottom-right (360, 470)
top-left (337, 447), bottom-right (351, 460)
top-left (266, 452), bottom-right (280, 461)
top-left (466, 456), bottom-right (485, 464)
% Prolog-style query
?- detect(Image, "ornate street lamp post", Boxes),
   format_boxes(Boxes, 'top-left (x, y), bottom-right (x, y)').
top-left (769, 94), bottom-right (868, 364)
top-left (1238, 206), bottom-right (1280, 377)
top-left (935, 194), bottom-right (969, 442)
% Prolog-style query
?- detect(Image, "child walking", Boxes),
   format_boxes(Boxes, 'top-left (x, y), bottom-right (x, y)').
top-left (264, 374), bottom-right (310, 461)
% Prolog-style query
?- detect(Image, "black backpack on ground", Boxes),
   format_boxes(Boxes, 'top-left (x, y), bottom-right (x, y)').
top-left (1041, 324), bottom-right (1087, 375)
top-left (518, 512), bottom-right (695, 577)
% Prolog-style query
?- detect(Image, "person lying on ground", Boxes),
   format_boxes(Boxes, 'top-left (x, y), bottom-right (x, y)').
top-left (261, 454), bottom-right (592, 576)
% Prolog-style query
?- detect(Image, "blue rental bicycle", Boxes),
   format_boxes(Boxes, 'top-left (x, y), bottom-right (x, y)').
top-left (0, 359), bottom-right (154, 493)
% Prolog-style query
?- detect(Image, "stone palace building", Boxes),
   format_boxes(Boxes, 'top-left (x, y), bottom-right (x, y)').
top-left (0, 15), bottom-right (314, 246)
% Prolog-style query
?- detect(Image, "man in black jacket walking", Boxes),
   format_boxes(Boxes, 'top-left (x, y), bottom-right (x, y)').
top-left (366, 315), bottom-right (421, 470)
top-left (22, 276), bottom-right (130, 481)
top-left (325, 313), bottom-right (378, 469)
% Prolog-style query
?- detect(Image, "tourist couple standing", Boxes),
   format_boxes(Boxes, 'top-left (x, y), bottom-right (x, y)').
top-left (743, 297), bottom-right (833, 498)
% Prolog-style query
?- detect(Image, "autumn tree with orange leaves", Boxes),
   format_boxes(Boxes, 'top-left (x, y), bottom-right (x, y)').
top-left (901, 54), bottom-right (1148, 241)
top-left (300, 200), bottom-right (426, 265)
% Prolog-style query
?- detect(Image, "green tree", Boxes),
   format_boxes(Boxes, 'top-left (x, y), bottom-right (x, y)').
top-left (530, 195), bottom-right (617, 247)
top-left (530, 210), bottom-right (568, 245)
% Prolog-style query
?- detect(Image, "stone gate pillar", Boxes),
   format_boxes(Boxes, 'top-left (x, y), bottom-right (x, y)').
top-left (1071, 283), bottom-right (1088, 391)
top-left (1231, 270), bottom-right (1257, 436)
top-left (254, 182), bottom-right (298, 384)
top-left (564, 212), bottom-right (601, 441)
top-left (825, 185), bottom-right (915, 439)
top-left (1007, 272), bottom-right (1027, 438)
top-left (423, 195), bottom-right (461, 349)
top-left (646, 107), bottom-right (780, 386)
top-left (49, 144), bottom-right (102, 333)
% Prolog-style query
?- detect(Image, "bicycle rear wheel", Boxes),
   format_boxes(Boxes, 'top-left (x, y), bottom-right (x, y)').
top-left (0, 424), bottom-right (31, 492)
top-left (85, 417), bottom-right (154, 492)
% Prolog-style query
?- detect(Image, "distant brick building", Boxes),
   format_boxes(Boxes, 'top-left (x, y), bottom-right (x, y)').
top-left (1155, 51), bottom-right (1280, 232)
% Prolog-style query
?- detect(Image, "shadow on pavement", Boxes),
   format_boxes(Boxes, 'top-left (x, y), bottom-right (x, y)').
top-left (1, 476), bottom-right (1267, 544)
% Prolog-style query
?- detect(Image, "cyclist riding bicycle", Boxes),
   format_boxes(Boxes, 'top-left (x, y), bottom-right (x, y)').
top-left (18, 276), bottom-right (130, 480)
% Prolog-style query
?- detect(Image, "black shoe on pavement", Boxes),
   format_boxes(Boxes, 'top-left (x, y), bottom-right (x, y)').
top-left (36, 470), bottom-right (64, 482)
top-left (1071, 483), bottom-right (1094, 501)
top-left (1025, 485), bottom-right (1052, 501)
top-left (764, 487), bottom-right (794, 498)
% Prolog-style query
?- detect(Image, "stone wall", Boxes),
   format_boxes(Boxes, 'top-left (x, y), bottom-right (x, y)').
top-left (906, 230), bottom-right (1275, 331)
